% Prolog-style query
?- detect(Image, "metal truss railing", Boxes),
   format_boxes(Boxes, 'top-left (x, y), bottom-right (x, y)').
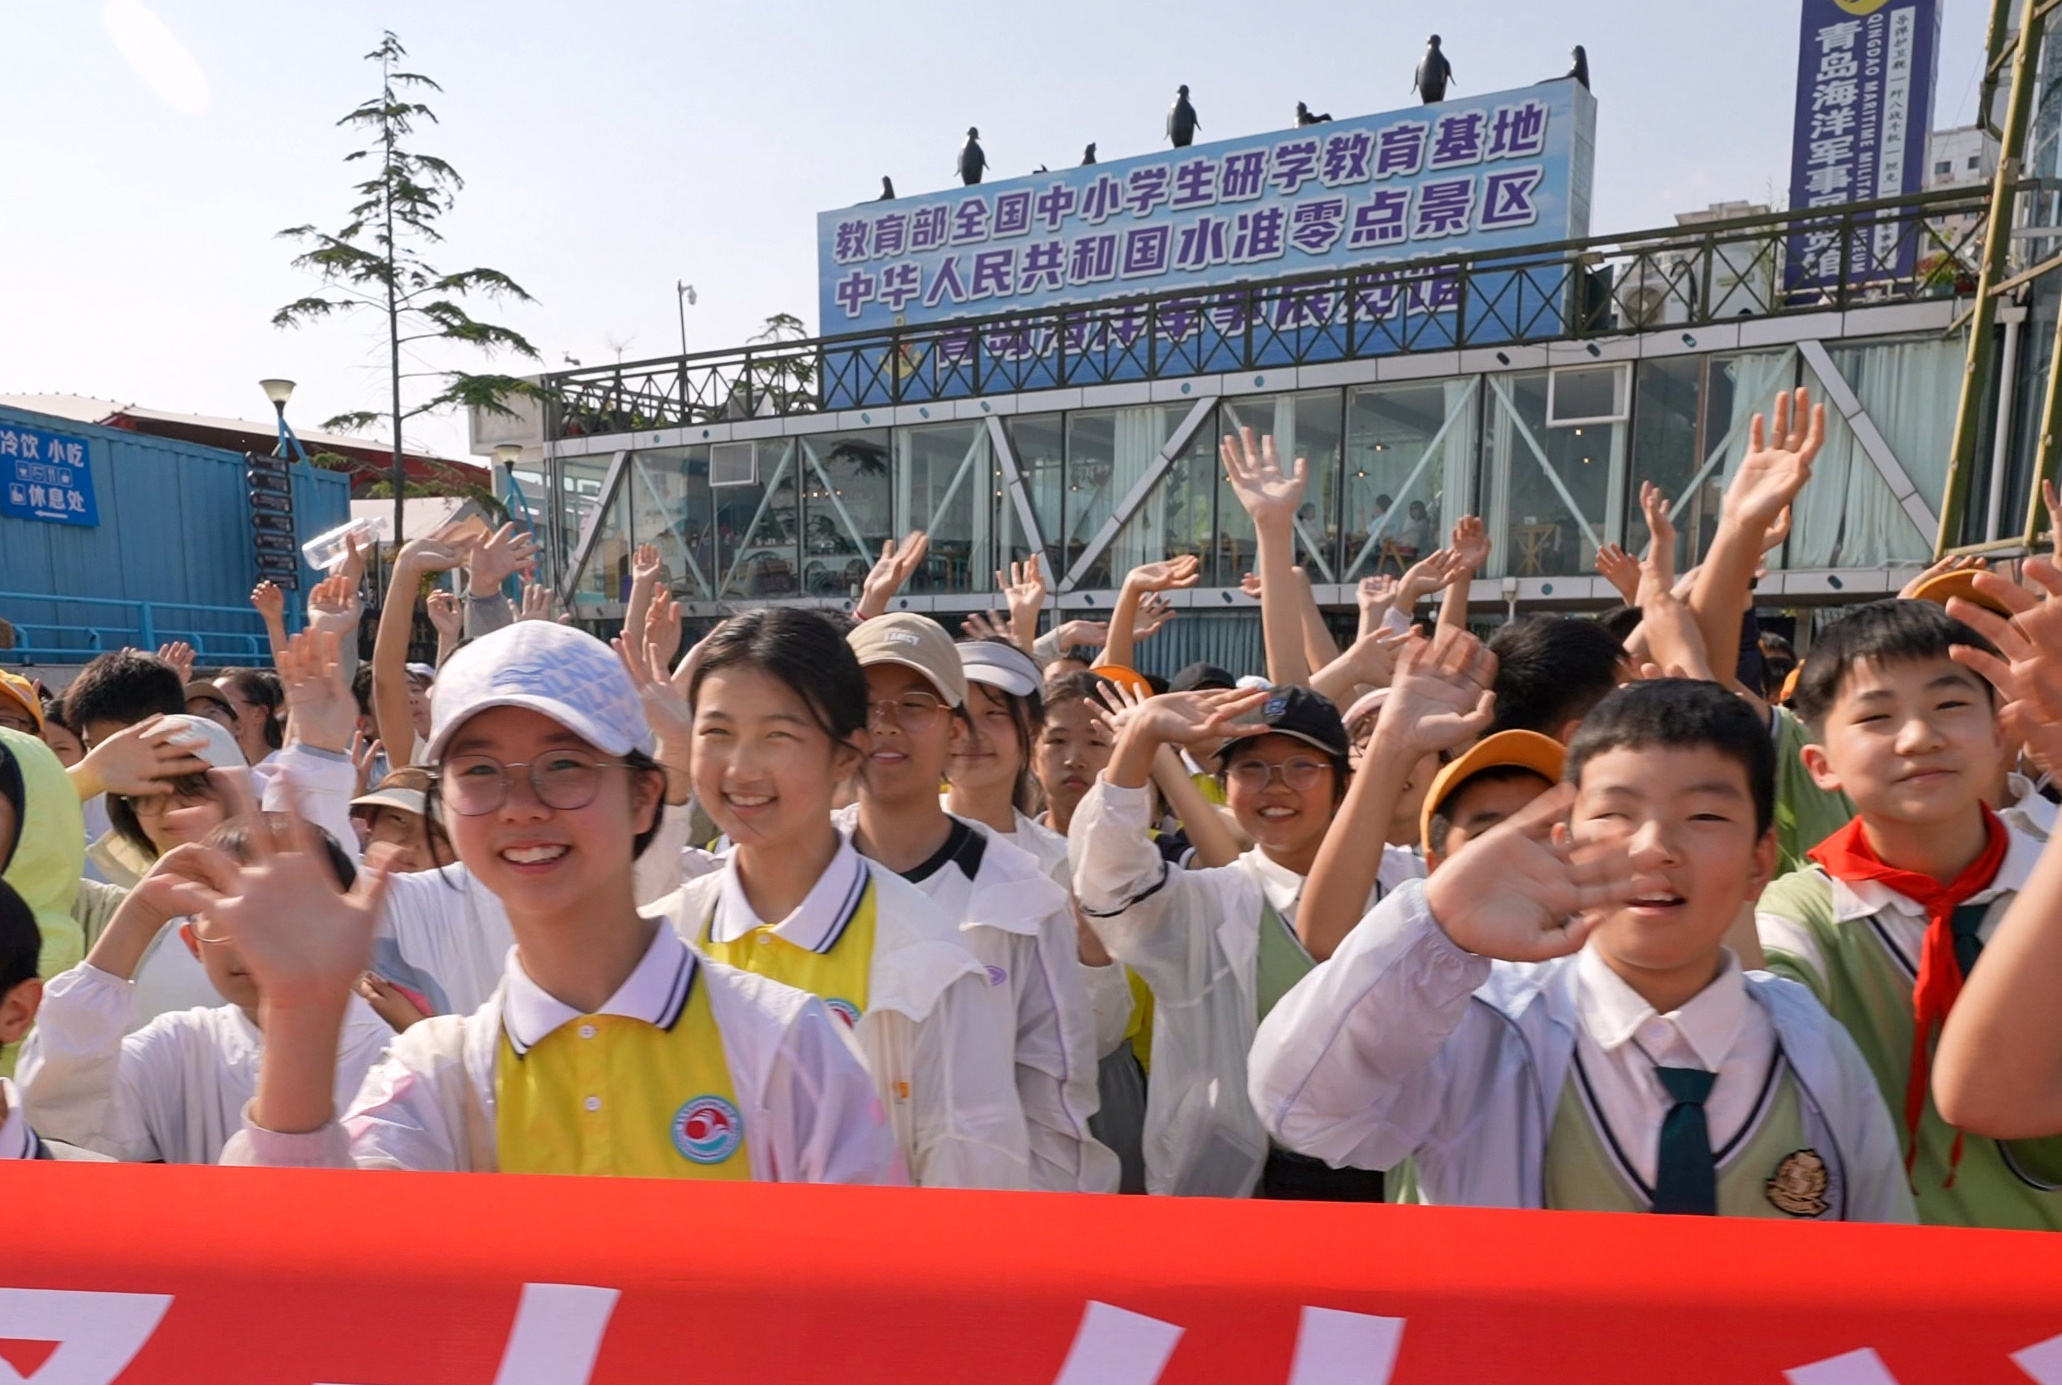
top-left (544, 188), bottom-right (1987, 442)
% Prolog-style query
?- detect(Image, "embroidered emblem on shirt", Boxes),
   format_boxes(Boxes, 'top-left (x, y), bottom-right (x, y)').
top-left (824, 997), bottom-right (861, 1027)
top-left (672, 1095), bottom-right (744, 1164)
top-left (984, 964), bottom-right (1009, 988)
top-left (1766, 1148), bottom-right (1831, 1216)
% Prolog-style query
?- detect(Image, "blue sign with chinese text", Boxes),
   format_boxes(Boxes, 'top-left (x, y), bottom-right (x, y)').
top-left (1784, 0), bottom-right (1939, 290)
top-left (0, 422), bottom-right (99, 527)
top-left (820, 81), bottom-right (1594, 333)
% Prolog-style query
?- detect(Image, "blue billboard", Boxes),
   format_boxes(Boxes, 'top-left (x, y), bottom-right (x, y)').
top-left (821, 81), bottom-right (1594, 333)
top-left (0, 421), bottom-right (99, 527)
top-left (1784, 0), bottom-right (1940, 290)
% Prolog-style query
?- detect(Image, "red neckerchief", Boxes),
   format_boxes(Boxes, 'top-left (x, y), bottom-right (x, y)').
top-left (1809, 810), bottom-right (2008, 1185)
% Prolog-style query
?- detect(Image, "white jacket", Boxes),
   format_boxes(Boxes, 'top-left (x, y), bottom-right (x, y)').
top-left (1248, 881), bottom-right (1917, 1222)
top-left (221, 945), bottom-right (899, 1185)
top-left (1068, 777), bottom-right (1419, 1197)
top-left (658, 858), bottom-right (1033, 1191)
top-left (18, 961), bottom-right (394, 1164)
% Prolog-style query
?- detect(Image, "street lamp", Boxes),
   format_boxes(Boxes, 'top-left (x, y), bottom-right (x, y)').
top-left (257, 379), bottom-right (307, 462)
top-left (676, 281), bottom-right (697, 358)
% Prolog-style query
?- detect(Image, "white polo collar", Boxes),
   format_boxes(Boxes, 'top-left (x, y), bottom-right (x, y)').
top-left (709, 834), bottom-right (869, 952)
top-left (500, 923), bottom-right (696, 1057)
top-left (1244, 847), bottom-right (1307, 920)
top-left (1576, 945), bottom-right (1748, 1073)
top-left (1829, 819), bottom-right (2044, 923)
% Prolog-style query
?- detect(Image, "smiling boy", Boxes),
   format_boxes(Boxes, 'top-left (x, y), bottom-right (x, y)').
top-left (1249, 679), bottom-right (1911, 1221)
top-left (1757, 599), bottom-right (2060, 1228)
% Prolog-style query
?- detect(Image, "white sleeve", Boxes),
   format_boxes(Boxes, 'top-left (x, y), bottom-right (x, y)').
top-left (1069, 777), bottom-right (1239, 1005)
top-left (263, 743), bottom-right (361, 862)
top-left (763, 999), bottom-right (907, 1185)
top-left (221, 1017), bottom-right (474, 1171)
top-left (632, 802), bottom-right (699, 906)
top-left (1081, 959), bottom-right (1135, 1058)
top-left (14, 963), bottom-right (166, 1162)
top-left (903, 973), bottom-right (1033, 1190)
top-left (1828, 1020), bottom-right (1919, 1224)
top-left (1008, 917), bottom-right (1119, 1193)
top-left (1248, 880), bottom-right (1493, 1171)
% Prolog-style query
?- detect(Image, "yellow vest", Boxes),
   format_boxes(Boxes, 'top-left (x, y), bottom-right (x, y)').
top-left (495, 959), bottom-right (751, 1180)
top-left (698, 879), bottom-right (876, 1033)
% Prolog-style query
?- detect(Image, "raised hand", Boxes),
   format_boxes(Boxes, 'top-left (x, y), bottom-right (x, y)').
top-left (517, 581), bottom-right (556, 622)
top-left (1450, 514), bottom-right (1492, 572)
top-left (350, 732), bottom-right (382, 798)
top-left (1358, 573), bottom-right (1398, 618)
top-left (249, 581), bottom-right (286, 623)
top-left (1633, 482), bottom-right (1713, 680)
top-left (337, 531), bottom-right (369, 594)
top-left (1116, 687), bottom-right (1270, 748)
top-left (614, 624), bottom-right (709, 752)
top-left (394, 534), bottom-right (474, 575)
top-left (961, 610), bottom-right (1012, 642)
top-left (1049, 618), bottom-right (1111, 651)
top-left (1422, 785), bottom-right (1643, 963)
top-left (162, 807), bottom-right (389, 1012)
top-left (1949, 559), bottom-right (2062, 773)
top-left (468, 522), bottom-right (540, 594)
top-left (998, 557), bottom-right (1048, 651)
top-left (1133, 592), bottom-right (1176, 641)
top-left (1594, 544), bottom-right (1641, 606)
top-left (1125, 554), bottom-right (1202, 594)
top-left (276, 629), bottom-right (355, 753)
top-left (856, 530), bottom-right (931, 619)
top-left (357, 973), bottom-right (431, 1033)
top-left (307, 573), bottom-right (363, 642)
top-left (642, 591), bottom-right (683, 671)
top-left (76, 715), bottom-right (212, 798)
top-left (155, 641), bottom-right (196, 684)
top-left (631, 542), bottom-right (664, 586)
top-left (1373, 625), bottom-right (1497, 757)
top-left (1725, 386), bottom-right (1825, 533)
top-left (424, 589), bottom-right (463, 643)
top-left (1221, 427), bottom-right (1307, 526)
top-left (1398, 548), bottom-right (1469, 609)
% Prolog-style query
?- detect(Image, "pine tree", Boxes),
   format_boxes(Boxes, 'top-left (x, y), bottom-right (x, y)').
top-left (273, 31), bottom-right (542, 545)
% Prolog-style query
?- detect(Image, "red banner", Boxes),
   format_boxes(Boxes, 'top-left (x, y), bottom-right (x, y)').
top-left (3, 1162), bottom-right (2062, 1384)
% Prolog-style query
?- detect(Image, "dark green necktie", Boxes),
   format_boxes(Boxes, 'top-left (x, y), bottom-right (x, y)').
top-left (1652, 1066), bottom-right (1717, 1216)
top-left (1950, 901), bottom-right (1988, 979)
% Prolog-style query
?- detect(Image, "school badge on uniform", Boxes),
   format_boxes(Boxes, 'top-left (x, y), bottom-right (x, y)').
top-left (673, 1096), bottom-right (744, 1164)
top-left (824, 998), bottom-right (861, 1028)
top-left (1766, 1149), bottom-right (1831, 1217)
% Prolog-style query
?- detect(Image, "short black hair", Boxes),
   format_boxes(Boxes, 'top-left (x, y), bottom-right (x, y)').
top-left (1791, 599), bottom-right (2000, 731)
top-left (1566, 678), bottom-right (1775, 836)
top-left (205, 813), bottom-right (358, 891)
top-left (1487, 615), bottom-right (1627, 739)
top-left (1426, 764), bottom-right (1555, 857)
top-left (0, 877), bottom-right (37, 995)
top-left (351, 664), bottom-right (376, 718)
top-left (60, 650), bottom-right (184, 734)
top-left (1042, 669), bottom-right (1116, 715)
top-left (1597, 603), bottom-right (1643, 643)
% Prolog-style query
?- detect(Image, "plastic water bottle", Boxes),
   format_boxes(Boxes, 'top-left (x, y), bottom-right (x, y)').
top-left (301, 518), bottom-right (377, 572)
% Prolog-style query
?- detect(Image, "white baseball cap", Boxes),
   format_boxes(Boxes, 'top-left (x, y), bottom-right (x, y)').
top-left (424, 622), bottom-right (654, 763)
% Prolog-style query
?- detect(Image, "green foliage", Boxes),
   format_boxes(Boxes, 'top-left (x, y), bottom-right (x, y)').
top-left (273, 31), bottom-right (546, 522)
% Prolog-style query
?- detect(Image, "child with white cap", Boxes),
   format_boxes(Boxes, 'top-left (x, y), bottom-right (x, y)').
top-left (839, 613), bottom-right (1115, 1193)
top-left (184, 621), bottom-right (899, 1182)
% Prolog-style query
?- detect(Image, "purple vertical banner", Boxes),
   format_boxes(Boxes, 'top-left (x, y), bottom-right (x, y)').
top-left (1785, 0), bottom-right (1941, 293)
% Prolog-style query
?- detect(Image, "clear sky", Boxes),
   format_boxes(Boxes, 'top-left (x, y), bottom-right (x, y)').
top-left (0, 0), bottom-right (1991, 459)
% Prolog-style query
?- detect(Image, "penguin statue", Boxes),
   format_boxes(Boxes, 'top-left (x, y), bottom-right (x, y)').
top-left (1413, 35), bottom-right (1454, 104)
top-left (1166, 84), bottom-right (1200, 148)
top-left (957, 127), bottom-right (986, 186)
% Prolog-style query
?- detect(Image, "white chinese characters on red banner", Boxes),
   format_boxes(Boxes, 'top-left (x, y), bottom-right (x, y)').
top-left (3, 1163), bottom-right (2062, 1384)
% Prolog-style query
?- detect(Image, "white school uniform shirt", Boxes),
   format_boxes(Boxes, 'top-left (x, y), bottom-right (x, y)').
top-left (259, 743), bottom-right (361, 864)
top-left (222, 923), bottom-right (899, 1184)
top-left (1571, 946), bottom-right (1774, 1189)
top-left (0, 1078), bottom-right (34, 1159)
top-left (999, 809), bottom-right (1136, 1059)
top-left (1756, 822), bottom-right (2044, 982)
top-left (834, 805), bottom-right (1117, 1194)
top-left (17, 961), bottom-right (395, 1164)
top-left (998, 809), bottom-right (1070, 886)
top-left (668, 837), bottom-right (1033, 1191)
top-left (126, 923), bottom-right (226, 1030)
top-left (1247, 881), bottom-right (1914, 1222)
top-left (1068, 776), bottom-right (1420, 1197)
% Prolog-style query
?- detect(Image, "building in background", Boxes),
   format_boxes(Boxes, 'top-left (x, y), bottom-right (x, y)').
top-left (0, 393), bottom-right (485, 496)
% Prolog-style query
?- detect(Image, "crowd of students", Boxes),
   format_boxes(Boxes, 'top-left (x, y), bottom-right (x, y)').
top-left (3, 385), bottom-right (2062, 1229)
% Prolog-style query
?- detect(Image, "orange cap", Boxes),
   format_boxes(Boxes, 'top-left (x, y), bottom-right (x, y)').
top-left (1909, 568), bottom-right (2012, 619)
top-left (1093, 664), bottom-right (1156, 700)
top-left (0, 671), bottom-right (42, 733)
top-left (1419, 729), bottom-right (1565, 855)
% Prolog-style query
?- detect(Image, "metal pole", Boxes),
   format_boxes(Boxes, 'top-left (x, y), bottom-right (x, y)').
top-left (1985, 310), bottom-right (2023, 540)
top-left (1938, 0), bottom-right (2045, 556)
